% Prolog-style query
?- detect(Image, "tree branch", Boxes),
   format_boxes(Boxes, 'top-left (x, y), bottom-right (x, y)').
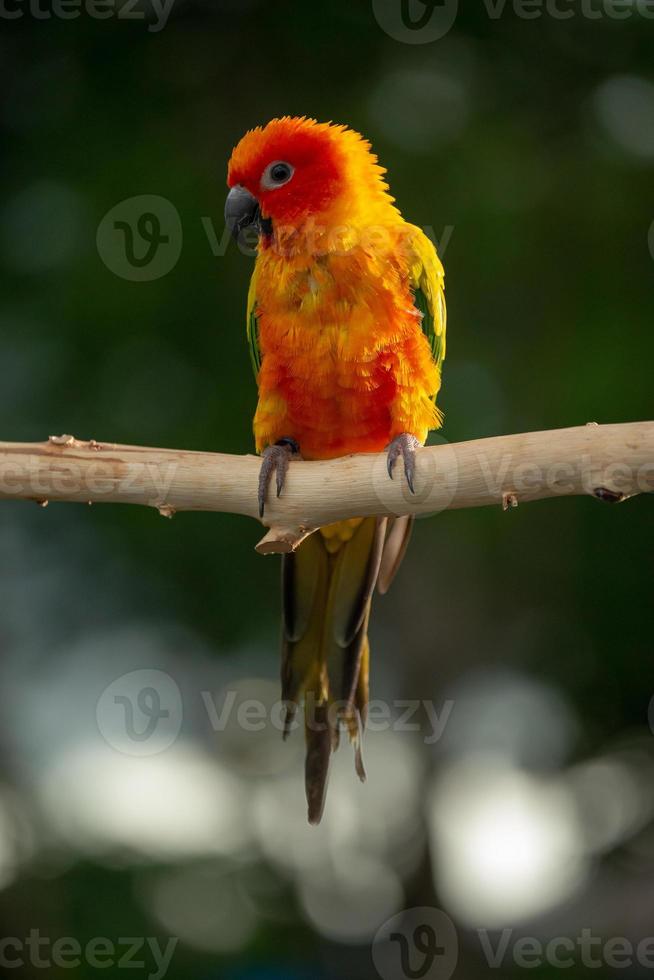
top-left (0, 422), bottom-right (651, 555)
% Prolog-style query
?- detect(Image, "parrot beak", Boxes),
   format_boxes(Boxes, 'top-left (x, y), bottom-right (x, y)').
top-left (225, 185), bottom-right (272, 241)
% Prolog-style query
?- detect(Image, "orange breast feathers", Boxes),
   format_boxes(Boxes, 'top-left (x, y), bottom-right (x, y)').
top-left (251, 225), bottom-right (442, 461)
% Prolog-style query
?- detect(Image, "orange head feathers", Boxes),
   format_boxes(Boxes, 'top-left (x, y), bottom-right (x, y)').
top-left (226, 116), bottom-right (398, 228)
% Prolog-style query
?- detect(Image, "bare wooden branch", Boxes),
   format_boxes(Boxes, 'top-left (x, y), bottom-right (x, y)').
top-left (0, 423), bottom-right (651, 555)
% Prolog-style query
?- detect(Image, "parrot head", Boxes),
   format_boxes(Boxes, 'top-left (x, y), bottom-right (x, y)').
top-left (225, 116), bottom-right (396, 242)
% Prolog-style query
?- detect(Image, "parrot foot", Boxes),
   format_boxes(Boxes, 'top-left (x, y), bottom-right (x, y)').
top-left (258, 438), bottom-right (301, 518)
top-left (386, 433), bottom-right (421, 494)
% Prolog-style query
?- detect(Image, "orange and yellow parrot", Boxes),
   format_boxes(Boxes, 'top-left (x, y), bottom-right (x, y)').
top-left (225, 117), bottom-right (446, 823)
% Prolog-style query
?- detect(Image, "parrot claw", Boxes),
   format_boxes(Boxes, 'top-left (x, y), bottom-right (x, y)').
top-left (258, 438), bottom-right (301, 517)
top-left (386, 433), bottom-right (421, 494)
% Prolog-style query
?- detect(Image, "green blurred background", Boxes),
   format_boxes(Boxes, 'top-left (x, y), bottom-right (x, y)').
top-left (0, 1), bottom-right (653, 977)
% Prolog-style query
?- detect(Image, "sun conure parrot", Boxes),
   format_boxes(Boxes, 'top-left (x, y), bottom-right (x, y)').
top-left (225, 117), bottom-right (446, 824)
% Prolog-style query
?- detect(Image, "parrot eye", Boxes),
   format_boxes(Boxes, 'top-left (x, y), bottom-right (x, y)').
top-left (261, 160), bottom-right (294, 190)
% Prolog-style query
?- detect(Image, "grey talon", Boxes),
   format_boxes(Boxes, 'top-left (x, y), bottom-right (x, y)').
top-left (386, 433), bottom-right (420, 493)
top-left (258, 438), bottom-right (301, 517)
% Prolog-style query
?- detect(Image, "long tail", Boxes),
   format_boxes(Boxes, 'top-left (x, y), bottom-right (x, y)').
top-left (280, 515), bottom-right (413, 824)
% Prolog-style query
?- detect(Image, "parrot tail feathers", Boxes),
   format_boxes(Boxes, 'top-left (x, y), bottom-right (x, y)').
top-left (281, 516), bottom-right (388, 824)
top-left (377, 516), bottom-right (414, 595)
top-left (304, 701), bottom-right (335, 825)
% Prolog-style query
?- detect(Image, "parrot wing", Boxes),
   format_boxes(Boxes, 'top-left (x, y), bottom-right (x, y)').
top-left (373, 226), bottom-right (447, 595)
top-left (246, 266), bottom-right (262, 378)
top-left (405, 224), bottom-right (446, 378)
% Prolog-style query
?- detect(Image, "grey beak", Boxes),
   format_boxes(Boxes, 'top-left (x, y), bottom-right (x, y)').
top-left (225, 185), bottom-right (271, 242)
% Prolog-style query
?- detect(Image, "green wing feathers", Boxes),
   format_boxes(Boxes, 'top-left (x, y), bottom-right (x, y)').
top-left (406, 224), bottom-right (447, 377)
top-left (246, 267), bottom-right (262, 378)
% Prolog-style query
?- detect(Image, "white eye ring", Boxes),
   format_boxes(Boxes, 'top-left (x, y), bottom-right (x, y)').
top-left (261, 160), bottom-right (294, 191)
